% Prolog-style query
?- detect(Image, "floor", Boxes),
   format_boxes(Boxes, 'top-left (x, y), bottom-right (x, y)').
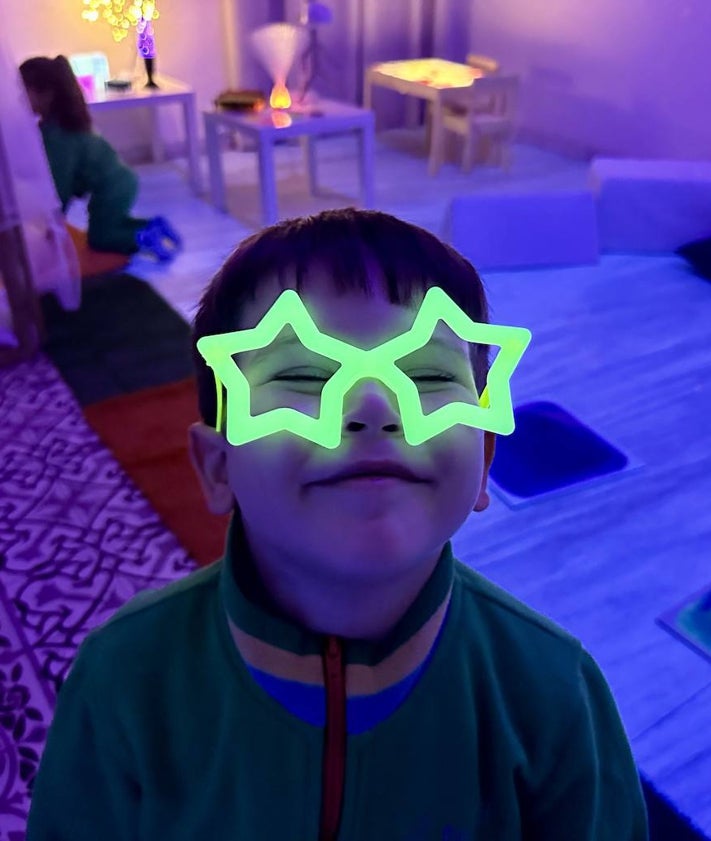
top-left (8, 127), bottom-right (711, 835)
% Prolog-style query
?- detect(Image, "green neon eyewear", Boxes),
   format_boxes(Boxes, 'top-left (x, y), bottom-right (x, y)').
top-left (197, 286), bottom-right (531, 449)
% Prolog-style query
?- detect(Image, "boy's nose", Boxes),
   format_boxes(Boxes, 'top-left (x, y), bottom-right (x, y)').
top-left (341, 378), bottom-right (403, 437)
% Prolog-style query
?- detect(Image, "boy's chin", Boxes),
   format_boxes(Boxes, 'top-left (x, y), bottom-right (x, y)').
top-left (303, 497), bottom-right (464, 553)
top-left (300, 526), bottom-right (443, 578)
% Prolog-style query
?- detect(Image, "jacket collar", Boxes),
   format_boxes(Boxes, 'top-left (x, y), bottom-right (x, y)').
top-left (219, 514), bottom-right (454, 691)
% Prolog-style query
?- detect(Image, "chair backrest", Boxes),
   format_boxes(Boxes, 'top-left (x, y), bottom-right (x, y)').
top-left (465, 53), bottom-right (500, 74)
top-left (443, 73), bottom-right (520, 121)
top-left (476, 74), bottom-right (519, 118)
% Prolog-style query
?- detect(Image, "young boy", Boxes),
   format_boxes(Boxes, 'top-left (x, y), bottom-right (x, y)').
top-left (26, 209), bottom-right (648, 840)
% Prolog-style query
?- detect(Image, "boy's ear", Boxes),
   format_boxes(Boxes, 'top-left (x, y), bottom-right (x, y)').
top-left (188, 422), bottom-right (234, 515)
top-left (473, 431), bottom-right (496, 512)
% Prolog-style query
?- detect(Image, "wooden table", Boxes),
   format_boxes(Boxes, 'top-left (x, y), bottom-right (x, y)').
top-left (203, 99), bottom-right (375, 226)
top-left (86, 75), bottom-right (202, 195)
top-left (364, 58), bottom-right (484, 176)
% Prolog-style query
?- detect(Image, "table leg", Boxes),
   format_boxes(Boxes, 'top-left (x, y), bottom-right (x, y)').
top-left (424, 101), bottom-right (432, 151)
top-left (363, 71), bottom-right (377, 133)
top-left (150, 107), bottom-right (165, 163)
top-left (358, 118), bottom-right (375, 208)
top-left (204, 114), bottom-right (227, 213)
top-left (182, 95), bottom-right (202, 195)
top-left (302, 136), bottom-right (319, 196)
top-left (405, 97), bottom-right (420, 129)
top-left (258, 136), bottom-right (278, 226)
top-left (363, 70), bottom-right (372, 110)
top-left (428, 98), bottom-right (445, 176)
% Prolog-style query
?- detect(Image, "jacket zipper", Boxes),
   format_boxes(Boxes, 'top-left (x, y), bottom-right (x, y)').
top-left (319, 634), bottom-right (347, 841)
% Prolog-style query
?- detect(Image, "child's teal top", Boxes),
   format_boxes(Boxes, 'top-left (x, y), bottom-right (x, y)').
top-left (26, 516), bottom-right (648, 840)
top-left (40, 121), bottom-right (137, 214)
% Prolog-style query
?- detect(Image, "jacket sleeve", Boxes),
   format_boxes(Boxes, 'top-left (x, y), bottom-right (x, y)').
top-left (525, 647), bottom-right (649, 841)
top-left (25, 637), bottom-right (140, 841)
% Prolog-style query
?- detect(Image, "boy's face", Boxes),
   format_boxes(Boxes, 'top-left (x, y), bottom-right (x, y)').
top-left (190, 267), bottom-right (494, 590)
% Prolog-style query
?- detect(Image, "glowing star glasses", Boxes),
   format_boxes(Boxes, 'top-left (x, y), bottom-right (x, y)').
top-left (196, 286), bottom-right (531, 449)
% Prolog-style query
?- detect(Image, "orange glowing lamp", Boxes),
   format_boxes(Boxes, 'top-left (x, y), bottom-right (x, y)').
top-left (250, 23), bottom-right (306, 112)
top-left (269, 81), bottom-right (292, 110)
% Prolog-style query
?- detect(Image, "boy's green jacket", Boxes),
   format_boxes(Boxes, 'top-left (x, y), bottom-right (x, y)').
top-left (26, 517), bottom-right (648, 840)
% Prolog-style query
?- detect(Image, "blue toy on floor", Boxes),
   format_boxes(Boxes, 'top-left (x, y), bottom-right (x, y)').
top-left (136, 216), bottom-right (183, 262)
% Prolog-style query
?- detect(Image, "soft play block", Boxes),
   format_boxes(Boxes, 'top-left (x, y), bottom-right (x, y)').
top-left (444, 190), bottom-right (599, 271)
top-left (489, 401), bottom-right (635, 508)
top-left (590, 158), bottom-right (711, 252)
top-left (66, 223), bottom-right (130, 278)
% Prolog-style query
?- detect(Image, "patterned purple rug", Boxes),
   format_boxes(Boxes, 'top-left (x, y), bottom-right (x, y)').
top-left (0, 356), bottom-right (196, 839)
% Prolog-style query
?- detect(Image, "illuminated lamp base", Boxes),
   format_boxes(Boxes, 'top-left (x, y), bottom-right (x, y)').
top-left (269, 82), bottom-right (291, 110)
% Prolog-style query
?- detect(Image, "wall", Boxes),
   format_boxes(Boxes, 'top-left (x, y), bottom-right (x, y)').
top-left (3, 0), bottom-right (231, 159)
top-left (469, 0), bottom-right (711, 160)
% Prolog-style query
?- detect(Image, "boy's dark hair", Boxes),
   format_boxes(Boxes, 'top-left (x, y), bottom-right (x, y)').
top-left (19, 55), bottom-right (92, 133)
top-left (192, 208), bottom-right (490, 428)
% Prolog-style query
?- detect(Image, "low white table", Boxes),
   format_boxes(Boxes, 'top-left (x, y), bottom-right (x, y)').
top-left (86, 75), bottom-right (202, 195)
top-left (203, 99), bottom-right (375, 226)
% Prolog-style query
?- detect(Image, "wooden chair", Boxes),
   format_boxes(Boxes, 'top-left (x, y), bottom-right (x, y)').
top-left (424, 55), bottom-right (500, 152)
top-left (465, 53), bottom-right (500, 74)
top-left (440, 74), bottom-right (520, 173)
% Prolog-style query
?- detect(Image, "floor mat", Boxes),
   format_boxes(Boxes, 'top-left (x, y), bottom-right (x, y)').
top-left (83, 379), bottom-right (229, 567)
top-left (40, 273), bottom-right (195, 405)
top-left (39, 274), bottom-right (227, 567)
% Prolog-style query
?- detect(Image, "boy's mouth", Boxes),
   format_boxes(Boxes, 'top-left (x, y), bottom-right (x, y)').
top-left (314, 460), bottom-right (427, 485)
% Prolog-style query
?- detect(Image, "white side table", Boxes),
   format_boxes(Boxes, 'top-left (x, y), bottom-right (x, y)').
top-left (203, 99), bottom-right (375, 226)
top-left (86, 75), bottom-right (202, 195)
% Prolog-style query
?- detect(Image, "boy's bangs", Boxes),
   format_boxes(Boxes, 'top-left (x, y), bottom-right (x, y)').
top-left (273, 214), bottom-right (487, 325)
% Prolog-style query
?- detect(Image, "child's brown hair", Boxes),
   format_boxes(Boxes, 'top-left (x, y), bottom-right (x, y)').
top-left (192, 208), bottom-right (490, 428)
top-left (19, 55), bottom-right (92, 133)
